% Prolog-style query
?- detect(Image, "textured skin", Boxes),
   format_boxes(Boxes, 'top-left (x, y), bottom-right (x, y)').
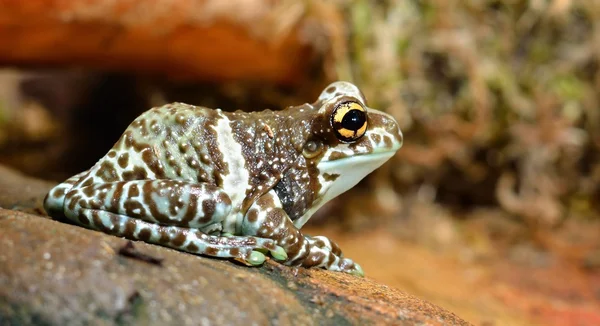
top-left (44, 81), bottom-right (403, 275)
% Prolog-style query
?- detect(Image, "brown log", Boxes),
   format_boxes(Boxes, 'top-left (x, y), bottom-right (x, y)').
top-left (0, 0), bottom-right (336, 84)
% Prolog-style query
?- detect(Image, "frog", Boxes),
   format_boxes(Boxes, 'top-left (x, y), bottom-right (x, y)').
top-left (43, 81), bottom-right (403, 276)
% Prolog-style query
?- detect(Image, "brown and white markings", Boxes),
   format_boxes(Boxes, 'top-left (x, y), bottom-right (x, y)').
top-left (44, 81), bottom-right (403, 276)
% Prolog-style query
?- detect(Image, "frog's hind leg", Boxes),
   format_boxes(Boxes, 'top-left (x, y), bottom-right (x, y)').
top-left (72, 209), bottom-right (277, 264)
top-left (63, 180), bottom-right (285, 264)
top-left (43, 170), bottom-right (89, 219)
top-left (65, 180), bottom-right (234, 229)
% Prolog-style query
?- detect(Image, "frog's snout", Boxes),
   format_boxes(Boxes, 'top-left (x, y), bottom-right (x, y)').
top-left (385, 116), bottom-right (403, 149)
top-left (372, 110), bottom-right (403, 150)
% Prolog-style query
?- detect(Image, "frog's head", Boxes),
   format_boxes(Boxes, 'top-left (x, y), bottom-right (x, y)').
top-left (292, 81), bottom-right (403, 227)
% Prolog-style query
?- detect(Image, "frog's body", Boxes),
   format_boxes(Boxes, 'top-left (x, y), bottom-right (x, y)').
top-left (44, 81), bottom-right (403, 275)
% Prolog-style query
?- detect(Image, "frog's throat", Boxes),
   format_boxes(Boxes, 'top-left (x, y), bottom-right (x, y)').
top-left (293, 148), bottom-right (398, 228)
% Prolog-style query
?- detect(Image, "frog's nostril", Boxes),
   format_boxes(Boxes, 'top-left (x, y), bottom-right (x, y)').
top-left (384, 118), bottom-right (400, 134)
top-left (386, 120), bottom-right (395, 131)
top-left (385, 119), bottom-right (403, 146)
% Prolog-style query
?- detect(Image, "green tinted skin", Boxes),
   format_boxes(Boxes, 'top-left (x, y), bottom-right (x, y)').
top-left (44, 81), bottom-right (403, 276)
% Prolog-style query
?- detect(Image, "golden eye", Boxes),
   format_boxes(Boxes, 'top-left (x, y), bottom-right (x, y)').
top-left (331, 101), bottom-right (367, 142)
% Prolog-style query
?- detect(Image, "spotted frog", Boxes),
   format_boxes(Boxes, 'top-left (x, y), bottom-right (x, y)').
top-left (44, 81), bottom-right (403, 276)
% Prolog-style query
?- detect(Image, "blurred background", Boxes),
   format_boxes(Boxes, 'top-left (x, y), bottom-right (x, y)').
top-left (0, 0), bottom-right (599, 325)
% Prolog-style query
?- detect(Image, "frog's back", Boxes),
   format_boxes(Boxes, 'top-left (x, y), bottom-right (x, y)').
top-left (82, 103), bottom-right (228, 186)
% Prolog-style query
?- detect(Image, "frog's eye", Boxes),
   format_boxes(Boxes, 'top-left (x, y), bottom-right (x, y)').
top-left (331, 101), bottom-right (367, 143)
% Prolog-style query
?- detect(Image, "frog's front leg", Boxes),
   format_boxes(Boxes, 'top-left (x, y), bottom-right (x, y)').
top-left (63, 180), bottom-right (285, 265)
top-left (242, 190), bottom-right (363, 276)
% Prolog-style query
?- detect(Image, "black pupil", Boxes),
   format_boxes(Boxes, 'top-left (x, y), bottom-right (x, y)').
top-left (341, 109), bottom-right (366, 131)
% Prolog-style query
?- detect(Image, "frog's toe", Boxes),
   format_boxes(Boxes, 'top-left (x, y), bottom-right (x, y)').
top-left (252, 245), bottom-right (286, 261)
top-left (339, 258), bottom-right (364, 277)
top-left (270, 245), bottom-right (287, 261)
top-left (248, 250), bottom-right (266, 266)
top-left (349, 263), bottom-right (364, 277)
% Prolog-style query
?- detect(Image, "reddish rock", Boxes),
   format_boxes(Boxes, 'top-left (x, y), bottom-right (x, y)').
top-left (0, 0), bottom-right (337, 84)
top-left (0, 165), bottom-right (54, 215)
top-left (0, 210), bottom-right (469, 325)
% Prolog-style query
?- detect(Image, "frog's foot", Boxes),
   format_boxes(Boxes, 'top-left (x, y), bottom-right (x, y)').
top-left (238, 246), bottom-right (287, 266)
top-left (243, 190), bottom-right (363, 276)
top-left (305, 235), bottom-right (343, 256)
top-left (307, 236), bottom-right (363, 276)
top-left (316, 254), bottom-right (363, 277)
top-left (289, 237), bottom-right (364, 277)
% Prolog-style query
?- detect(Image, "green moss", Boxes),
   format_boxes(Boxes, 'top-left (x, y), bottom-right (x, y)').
top-left (333, 0), bottom-right (600, 227)
top-left (551, 75), bottom-right (585, 101)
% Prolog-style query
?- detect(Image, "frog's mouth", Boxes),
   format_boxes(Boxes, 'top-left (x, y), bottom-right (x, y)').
top-left (317, 149), bottom-right (398, 195)
top-left (294, 149), bottom-right (397, 229)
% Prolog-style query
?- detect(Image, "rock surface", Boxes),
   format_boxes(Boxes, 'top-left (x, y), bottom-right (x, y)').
top-left (0, 0), bottom-right (336, 84)
top-left (0, 165), bottom-right (470, 325)
top-left (0, 165), bottom-right (55, 215)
